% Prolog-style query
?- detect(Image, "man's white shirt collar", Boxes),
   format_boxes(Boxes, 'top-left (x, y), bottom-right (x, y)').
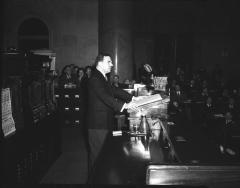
top-left (97, 68), bottom-right (107, 80)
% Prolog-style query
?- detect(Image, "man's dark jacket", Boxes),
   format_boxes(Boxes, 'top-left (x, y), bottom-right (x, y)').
top-left (86, 69), bottom-right (132, 130)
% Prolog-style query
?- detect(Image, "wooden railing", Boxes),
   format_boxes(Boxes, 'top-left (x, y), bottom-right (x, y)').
top-left (146, 165), bottom-right (240, 186)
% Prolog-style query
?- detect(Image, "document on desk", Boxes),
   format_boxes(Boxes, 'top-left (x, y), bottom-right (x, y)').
top-left (130, 94), bottom-right (162, 108)
top-left (112, 130), bottom-right (122, 136)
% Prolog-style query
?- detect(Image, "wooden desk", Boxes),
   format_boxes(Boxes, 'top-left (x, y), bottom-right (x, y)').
top-left (90, 118), bottom-right (240, 185)
top-left (89, 130), bottom-right (166, 184)
top-left (146, 165), bottom-right (240, 187)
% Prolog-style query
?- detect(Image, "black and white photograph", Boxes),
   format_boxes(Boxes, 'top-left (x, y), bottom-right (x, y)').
top-left (1, 0), bottom-right (240, 187)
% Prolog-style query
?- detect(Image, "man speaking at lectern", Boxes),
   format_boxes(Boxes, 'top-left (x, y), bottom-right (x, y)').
top-left (86, 53), bottom-right (136, 180)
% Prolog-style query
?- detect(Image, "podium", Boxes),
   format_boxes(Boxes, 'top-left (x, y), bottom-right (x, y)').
top-left (127, 93), bottom-right (170, 131)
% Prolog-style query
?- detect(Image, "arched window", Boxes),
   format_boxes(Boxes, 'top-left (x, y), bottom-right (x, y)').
top-left (18, 18), bottom-right (49, 50)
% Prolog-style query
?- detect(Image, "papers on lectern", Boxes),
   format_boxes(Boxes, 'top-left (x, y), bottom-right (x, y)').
top-left (130, 94), bottom-right (162, 108)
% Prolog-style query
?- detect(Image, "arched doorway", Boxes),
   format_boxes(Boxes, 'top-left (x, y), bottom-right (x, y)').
top-left (18, 18), bottom-right (49, 50)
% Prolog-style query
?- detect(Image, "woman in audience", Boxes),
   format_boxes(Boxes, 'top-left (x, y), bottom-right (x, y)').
top-left (58, 65), bottom-right (74, 88)
top-left (75, 67), bottom-right (86, 88)
top-left (72, 65), bottom-right (79, 81)
top-left (85, 65), bottom-right (93, 79)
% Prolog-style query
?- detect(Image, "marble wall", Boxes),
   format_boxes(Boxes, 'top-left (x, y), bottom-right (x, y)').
top-left (99, 0), bottom-right (134, 82)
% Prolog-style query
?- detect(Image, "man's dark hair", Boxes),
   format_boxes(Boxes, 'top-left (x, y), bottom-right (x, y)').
top-left (77, 67), bottom-right (85, 76)
top-left (94, 52), bottom-right (112, 67)
top-left (61, 65), bottom-right (71, 75)
top-left (85, 65), bottom-right (92, 72)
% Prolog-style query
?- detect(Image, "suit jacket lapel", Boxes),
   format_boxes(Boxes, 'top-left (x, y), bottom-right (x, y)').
top-left (95, 70), bottom-right (114, 96)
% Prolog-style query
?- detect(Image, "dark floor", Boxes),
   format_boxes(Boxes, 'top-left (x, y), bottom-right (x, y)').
top-left (40, 124), bottom-right (88, 184)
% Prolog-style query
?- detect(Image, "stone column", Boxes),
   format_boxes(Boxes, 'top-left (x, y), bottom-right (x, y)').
top-left (99, 0), bottom-right (133, 82)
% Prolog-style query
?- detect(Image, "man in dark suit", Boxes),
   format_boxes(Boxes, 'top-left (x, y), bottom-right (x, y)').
top-left (86, 53), bottom-right (136, 181)
top-left (201, 96), bottom-right (216, 139)
top-left (168, 100), bottom-right (185, 126)
top-left (219, 112), bottom-right (240, 156)
top-left (224, 97), bottom-right (239, 122)
top-left (170, 84), bottom-right (186, 105)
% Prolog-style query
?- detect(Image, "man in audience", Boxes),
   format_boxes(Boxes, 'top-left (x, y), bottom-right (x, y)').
top-left (112, 74), bottom-right (127, 89)
top-left (168, 100), bottom-right (185, 126)
top-left (199, 87), bottom-right (209, 102)
top-left (201, 96), bottom-right (216, 139)
top-left (186, 79), bottom-right (198, 100)
top-left (219, 112), bottom-right (240, 156)
top-left (224, 97), bottom-right (239, 122)
top-left (170, 84), bottom-right (186, 105)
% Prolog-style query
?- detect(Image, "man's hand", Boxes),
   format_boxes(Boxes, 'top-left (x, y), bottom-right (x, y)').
top-left (132, 96), bottom-right (147, 102)
top-left (124, 101), bottom-right (139, 111)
